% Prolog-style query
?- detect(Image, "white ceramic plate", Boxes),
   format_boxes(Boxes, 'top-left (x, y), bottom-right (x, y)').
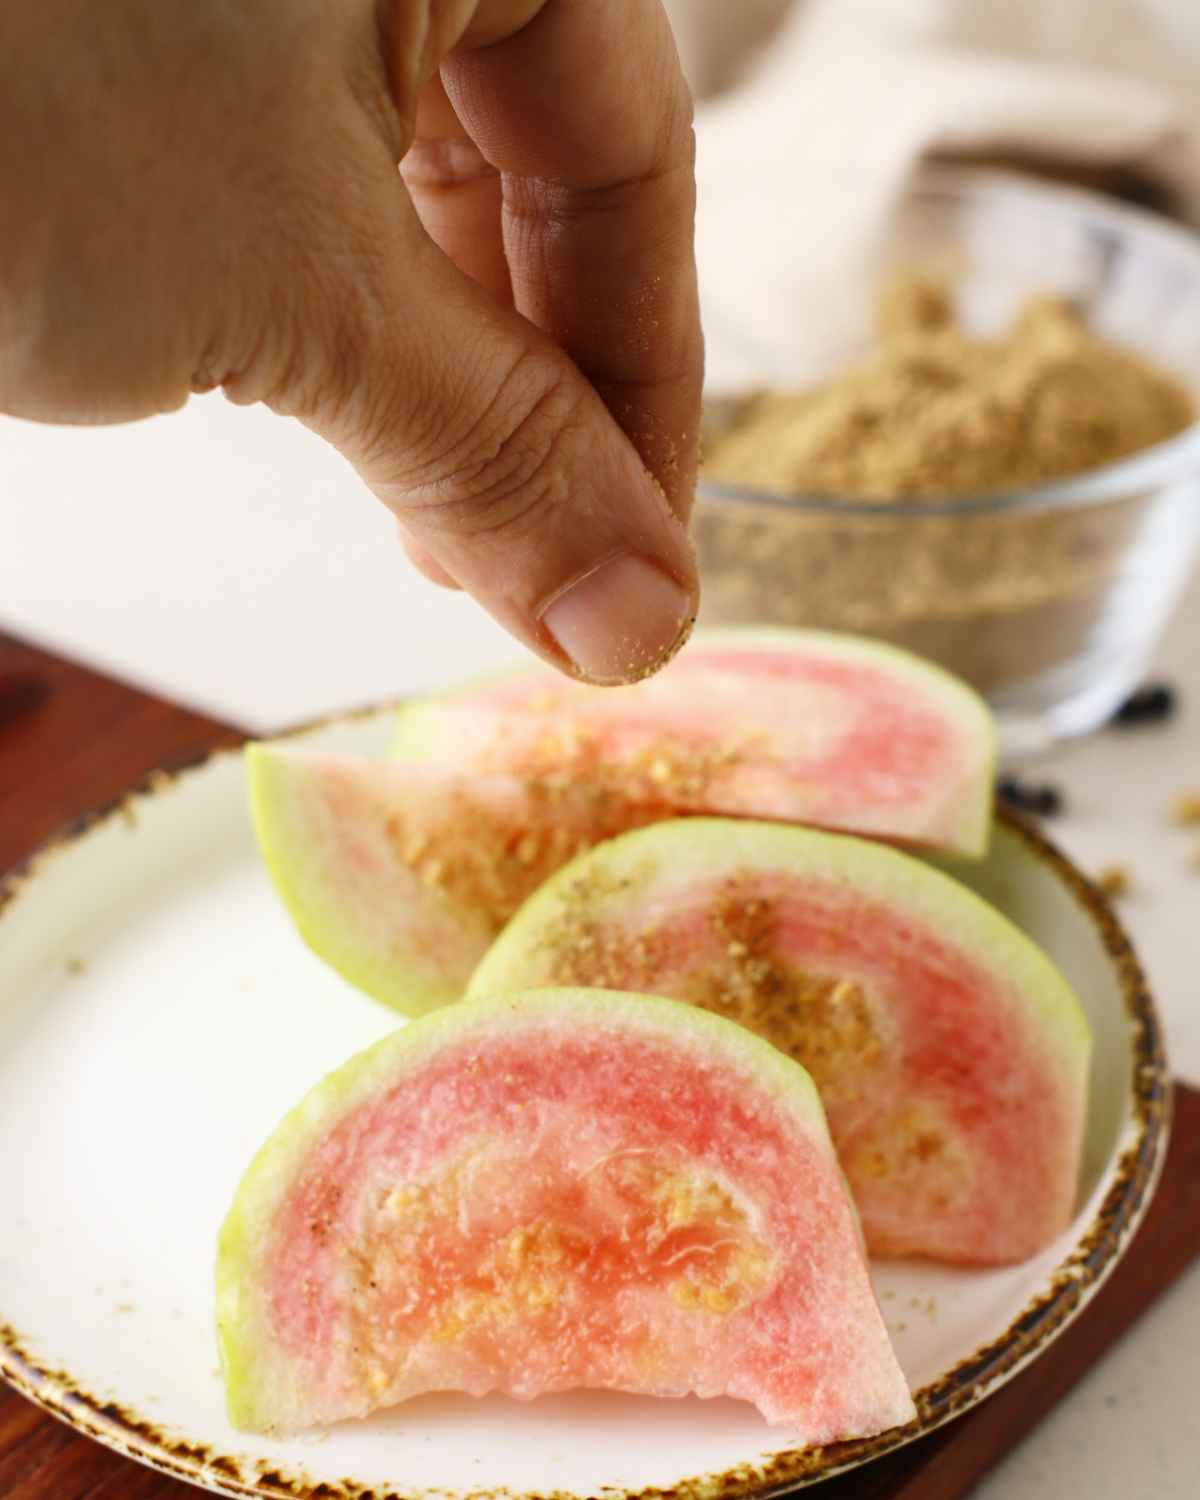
top-left (0, 710), bottom-right (1170, 1499)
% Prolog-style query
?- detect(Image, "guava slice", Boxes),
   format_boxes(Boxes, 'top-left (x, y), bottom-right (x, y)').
top-left (393, 628), bottom-right (995, 858)
top-left (216, 988), bottom-right (916, 1440)
top-left (246, 744), bottom-right (668, 1014)
top-left (467, 821), bottom-right (1091, 1265)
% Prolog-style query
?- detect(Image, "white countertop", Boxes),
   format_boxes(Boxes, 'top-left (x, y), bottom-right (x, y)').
top-left (2, 395), bottom-right (1198, 1498)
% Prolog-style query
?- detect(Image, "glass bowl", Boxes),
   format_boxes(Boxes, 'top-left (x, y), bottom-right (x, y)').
top-left (694, 165), bottom-right (1200, 758)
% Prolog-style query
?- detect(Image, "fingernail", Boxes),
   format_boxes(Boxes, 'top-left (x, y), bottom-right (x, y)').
top-left (540, 555), bottom-right (695, 686)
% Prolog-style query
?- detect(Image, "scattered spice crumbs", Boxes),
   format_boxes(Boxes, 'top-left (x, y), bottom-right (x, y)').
top-left (1096, 865), bottom-right (1131, 899)
top-left (1172, 792), bottom-right (1200, 826)
top-left (535, 873), bottom-right (891, 1118)
top-left (65, 957), bottom-right (86, 976)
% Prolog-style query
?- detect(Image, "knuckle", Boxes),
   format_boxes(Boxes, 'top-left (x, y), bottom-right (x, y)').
top-left (401, 352), bottom-right (589, 542)
top-left (401, 136), bottom-right (500, 195)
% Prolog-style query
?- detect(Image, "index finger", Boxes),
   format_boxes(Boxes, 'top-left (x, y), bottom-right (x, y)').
top-left (443, 0), bottom-right (702, 520)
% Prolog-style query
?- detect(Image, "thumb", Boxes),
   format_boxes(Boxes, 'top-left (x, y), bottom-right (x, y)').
top-left (273, 189), bottom-right (697, 687)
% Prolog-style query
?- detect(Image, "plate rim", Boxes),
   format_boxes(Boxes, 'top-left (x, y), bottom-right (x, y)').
top-left (0, 725), bottom-right (1173, 1500)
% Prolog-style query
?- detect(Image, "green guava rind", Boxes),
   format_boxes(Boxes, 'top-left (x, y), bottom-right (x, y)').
top-left (247, 743), bottom-right (469, 1015)
top-left (216, 987), bottom-right (915, 1437)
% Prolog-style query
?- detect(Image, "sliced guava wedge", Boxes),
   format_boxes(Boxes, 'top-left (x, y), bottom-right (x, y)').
top-left (467, 821), bottom-right (1091, 1265)
top-left (246, 744), bottom-right (668, 1014)
top-left (216, 988), bottom-right (916, 1440)
top-left (393, 628), bottom-right (995, 857)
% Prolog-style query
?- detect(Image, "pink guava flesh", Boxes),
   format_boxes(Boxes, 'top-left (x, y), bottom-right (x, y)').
top-left (247, 747), bottom-right (672, 1012)
top-left (470, 850), bottom-right (1088, 1265)
top-left (236, 1001), bottom-right (914, 1439)
top-left (394, 634), bottom-right (994, 856)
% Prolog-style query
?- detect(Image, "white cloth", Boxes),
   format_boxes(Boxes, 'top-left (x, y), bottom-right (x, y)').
top-left (663, 0), bottom-right (1200, 389)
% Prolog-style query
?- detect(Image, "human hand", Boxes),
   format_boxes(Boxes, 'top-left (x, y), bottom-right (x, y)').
top-left (0, 0), bottom-right (701, 684)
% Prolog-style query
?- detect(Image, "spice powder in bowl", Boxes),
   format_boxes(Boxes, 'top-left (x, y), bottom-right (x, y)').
top-left (695, 270), bottom-right (1200, 744)
top-left (703, 280), bottom-right (1191, 500)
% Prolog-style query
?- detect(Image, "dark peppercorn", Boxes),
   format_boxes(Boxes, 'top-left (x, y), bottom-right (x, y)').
top-left (997, 776), bottom-right (1064, 817)
top-left (1112, 682), bottom-right (1177, 726)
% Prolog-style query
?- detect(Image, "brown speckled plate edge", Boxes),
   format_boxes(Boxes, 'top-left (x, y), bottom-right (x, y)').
top-left (0, 741), bottom-right (1172, 1500)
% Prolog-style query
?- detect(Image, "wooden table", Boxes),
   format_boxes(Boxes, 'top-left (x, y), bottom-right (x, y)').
top-left (1, 628), bottom-right (1198, 1500)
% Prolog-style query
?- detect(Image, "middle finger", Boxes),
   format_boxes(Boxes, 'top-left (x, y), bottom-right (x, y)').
top-left (401, 73), bottom-right (513, 306)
